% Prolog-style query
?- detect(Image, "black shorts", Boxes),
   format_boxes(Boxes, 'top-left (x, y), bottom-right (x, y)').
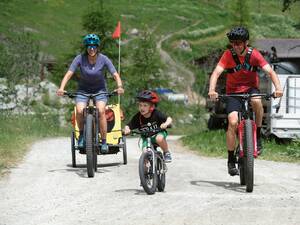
top-left (225, 88), bottom-right (260, 114)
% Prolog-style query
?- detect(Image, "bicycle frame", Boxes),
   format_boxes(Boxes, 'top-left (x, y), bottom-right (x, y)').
top-left (219, 93), bottom-right (272, 158)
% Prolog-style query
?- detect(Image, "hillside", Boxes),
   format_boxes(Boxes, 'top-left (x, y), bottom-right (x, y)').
top-left (1, 0), bottom-right (300, 107)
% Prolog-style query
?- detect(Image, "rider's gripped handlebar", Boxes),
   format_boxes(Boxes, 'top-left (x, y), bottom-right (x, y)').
top-left (63, 91), bottom-right (118, 99)
top-left (217, 93), bottom-right (276, 101)
top-left (124, 126), bottom-right (171, 136)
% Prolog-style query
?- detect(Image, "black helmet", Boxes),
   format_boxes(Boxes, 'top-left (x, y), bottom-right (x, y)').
top-left (136, 90), bottom-right (160, 104)
top-left (227, 26), bottom-right (249, 42)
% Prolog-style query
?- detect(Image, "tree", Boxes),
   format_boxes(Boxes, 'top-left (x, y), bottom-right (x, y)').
top-left (82, 3), bottom-right (118, 61)
top-left (10, 31), bottom-right (40, 111)
top-left (282, 0), bottom-right (300, 12)
top-left (122, 27), bottom-right (167, 116)
top-left (228, 0), bottom-right (251, 28)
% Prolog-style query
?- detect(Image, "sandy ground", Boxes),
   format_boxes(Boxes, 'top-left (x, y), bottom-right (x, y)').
top-left (0, 136), bottom-right (299, 225)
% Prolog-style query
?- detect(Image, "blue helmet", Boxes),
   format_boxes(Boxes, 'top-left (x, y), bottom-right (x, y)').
top-left (83, 34), bottom-right (100, 46)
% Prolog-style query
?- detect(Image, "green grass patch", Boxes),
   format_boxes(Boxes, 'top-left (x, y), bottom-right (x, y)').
top-left (0, 113), bottom-right (70, 174)
top-left (182, 130), bottom-right (300, 163)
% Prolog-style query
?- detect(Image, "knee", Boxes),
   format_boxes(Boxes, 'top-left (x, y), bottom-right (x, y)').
top-left (228, 118), bottom-right (238, 130)
top-left (76, 108), bottom-right (84, 116)
top-left (251, 99), bottom-right (263, 109)
top-left (156, 135), bottom-right (164, 144)
top-left (98, 108), bottom-right (106, 117)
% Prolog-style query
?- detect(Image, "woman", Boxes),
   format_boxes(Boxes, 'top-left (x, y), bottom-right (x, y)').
top-left (57, 34), bottom-right (124, 153)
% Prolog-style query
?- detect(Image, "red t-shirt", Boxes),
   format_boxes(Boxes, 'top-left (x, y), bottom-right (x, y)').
top-left (218, 48), bottom-right (268, 93)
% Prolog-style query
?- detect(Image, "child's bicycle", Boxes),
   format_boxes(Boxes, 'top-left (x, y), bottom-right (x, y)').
top-left (64, 91), bottom-right (127, 178)
top-left (129, 128), bottom-right (168, 195)
top-left (218, 93), bottom-right (274, 192)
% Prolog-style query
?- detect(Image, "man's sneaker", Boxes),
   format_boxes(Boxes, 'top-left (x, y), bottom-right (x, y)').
top-left (78, 135), bottom-right (84, 148)
top-left (101, 143), bottom-right (109, 154)
top-left (227, 162), bottom-right (239, 176)
top-left (257, 138), bottom-right (263, 155)
top-left (164, 151), bottom-right (172, 163)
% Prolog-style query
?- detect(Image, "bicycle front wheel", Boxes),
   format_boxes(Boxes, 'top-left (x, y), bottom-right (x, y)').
top-left (244, 119), bottom-right (254, 192)
top-left (85, 114), bottom-right (95, 178)
top-left (156, 155), bottom-right (166, 192)
top-left (139, 151), bottom-right (157, 195)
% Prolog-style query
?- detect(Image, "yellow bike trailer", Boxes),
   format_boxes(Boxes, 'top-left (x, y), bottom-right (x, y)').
top-left (71, 102), bottom-right (127, 166)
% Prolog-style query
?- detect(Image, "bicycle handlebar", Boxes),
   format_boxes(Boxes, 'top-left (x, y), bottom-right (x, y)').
top-left (63, 91), bottom-right (118, 99)
top-left (125, 126), bottom-right (171, 136)
top-left (218, 93), bottom-right (275, 101)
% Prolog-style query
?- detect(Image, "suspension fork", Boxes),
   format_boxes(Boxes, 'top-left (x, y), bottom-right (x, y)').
top-left (144, 137), bottom-right (156, 175)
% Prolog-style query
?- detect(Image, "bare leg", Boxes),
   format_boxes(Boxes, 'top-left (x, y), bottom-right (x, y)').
top-left (96, 101), bottom-right (107, 140)
top-left (251, 98), bottom-right (263, 127)
top-left (76, 102), bottom-right (87, 131)
top-left (226, 111), bottom-right (239, 151)
top-left (155, 134), bottom-right (169, 153)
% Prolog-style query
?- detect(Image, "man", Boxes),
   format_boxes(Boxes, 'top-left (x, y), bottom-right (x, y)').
top-left (208, 26), bottom-right (283, 176)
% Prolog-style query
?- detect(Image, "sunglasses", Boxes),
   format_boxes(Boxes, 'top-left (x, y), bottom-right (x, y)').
top-left (87, 45), bottom-right (98, 50)
top-left (230, 41), bottom-right (244, 46)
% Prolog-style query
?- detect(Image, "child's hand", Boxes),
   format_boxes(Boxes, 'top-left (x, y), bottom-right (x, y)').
top-left (123, 126), bottom-right (131, 135)
top-left (160, 123), bottom-right (168, 129)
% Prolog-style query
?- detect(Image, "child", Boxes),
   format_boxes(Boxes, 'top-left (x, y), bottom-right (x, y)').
top-left (124, 90), bottom-right (173, 162)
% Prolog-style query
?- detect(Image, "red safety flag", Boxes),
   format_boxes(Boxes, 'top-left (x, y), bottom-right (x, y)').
top-left (112, 21), bottom-right (121, 39)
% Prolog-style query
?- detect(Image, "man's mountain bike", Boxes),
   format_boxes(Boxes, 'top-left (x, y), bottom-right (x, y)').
top-left (219, 93), bottom-right (274, 192)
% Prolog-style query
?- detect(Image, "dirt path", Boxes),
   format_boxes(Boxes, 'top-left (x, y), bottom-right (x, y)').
top-left (0, 137), bottom-right (299, 225)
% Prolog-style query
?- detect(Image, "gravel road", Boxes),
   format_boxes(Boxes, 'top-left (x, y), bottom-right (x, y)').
top-left (0, 136), bottom-right (299, 225)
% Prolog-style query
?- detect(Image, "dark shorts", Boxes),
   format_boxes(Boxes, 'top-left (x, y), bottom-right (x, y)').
top-left (225, 88), bottom-right (260, 114)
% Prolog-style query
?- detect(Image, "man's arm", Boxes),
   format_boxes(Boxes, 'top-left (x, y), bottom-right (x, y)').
top-left (208, 65), bottom-right (225, 100)
top-left (262, 64), bottom-right (283, 97)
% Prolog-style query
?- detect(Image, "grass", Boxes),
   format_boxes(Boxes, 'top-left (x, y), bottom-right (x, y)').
top-left (0, 113), bottom-right (70, 174)
top-left (182, 130), bottom-right (300, 163)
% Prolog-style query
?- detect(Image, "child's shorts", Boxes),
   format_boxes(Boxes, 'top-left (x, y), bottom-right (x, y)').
top-left (141, 130), bottom-right (168, 149)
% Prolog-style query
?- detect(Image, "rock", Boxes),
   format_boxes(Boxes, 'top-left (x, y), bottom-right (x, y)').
top-left (178, 40), bottom-right (191, 51)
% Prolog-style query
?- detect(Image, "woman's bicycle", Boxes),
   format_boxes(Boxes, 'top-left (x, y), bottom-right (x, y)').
top-left (64, 91), bottom-right (116, 178)
top-left (218, 93), bottom-right (274, 192)
top-left (129, 129), bottom-right (168, 195)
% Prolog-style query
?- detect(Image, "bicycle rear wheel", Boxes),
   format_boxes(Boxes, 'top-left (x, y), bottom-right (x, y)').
top-left (85, 114), bottom-right (95, 178)
top-left (244, 119), bottom-right (254, 192)
top-left (139, 151), bottom-right (157, 195)
top-left (156, 155), bottom-right (166, 192)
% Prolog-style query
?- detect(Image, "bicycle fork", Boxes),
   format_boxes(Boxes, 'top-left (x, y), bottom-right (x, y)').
top-left (238, 119), bottom-right (258, 158)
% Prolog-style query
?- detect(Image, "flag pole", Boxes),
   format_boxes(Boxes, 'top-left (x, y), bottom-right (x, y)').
top-left (118, 35), bottom-right (121, 104)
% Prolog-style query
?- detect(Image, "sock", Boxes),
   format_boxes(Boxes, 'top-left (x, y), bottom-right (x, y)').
top-left (228, 150), bottom-right (235, 163)
top-left (257, 127), bottom-right (261, 140)
top-left (102, 139), bottom-right (106, 145)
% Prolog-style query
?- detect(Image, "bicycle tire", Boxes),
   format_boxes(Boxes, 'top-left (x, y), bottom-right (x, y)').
top-left (71, 131), bottom-right (76, 168)
top-left (86, 114), bottom-right (95, 178)
top-left (139, 151), bottom-right (157, 195)
top-left (122, 136), bottom-right (127, 165)
top-left (244, 119), bottom-right (254, 192)
top-left (156, 155), bottom-right (166, 192)
top-left (94, 146), bottom-right (98, 172)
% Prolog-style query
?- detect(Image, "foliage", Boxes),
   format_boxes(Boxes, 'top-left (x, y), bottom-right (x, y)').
top-left (121, 27), bottom-right (167, 119)
top-left (282, 0), bottom-right (300, 11)
top-left (227, 0), bottom-right (251, 28)
top-left (0, 43), bottom-right (13, 79)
